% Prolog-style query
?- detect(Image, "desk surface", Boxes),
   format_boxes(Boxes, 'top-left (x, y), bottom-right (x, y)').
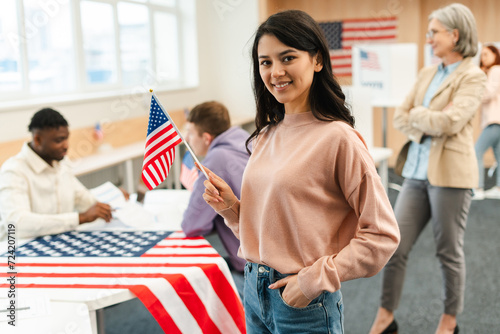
top-left (369, 146), bottom-right (393, 162)
top-left (0, 295), bottom-right (93, 334)
top-left (71, 141), bottom-right (145, 176)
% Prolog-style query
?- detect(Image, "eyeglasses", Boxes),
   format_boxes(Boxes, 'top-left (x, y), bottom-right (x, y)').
top-left (426, 29), bottom-right (448, 39)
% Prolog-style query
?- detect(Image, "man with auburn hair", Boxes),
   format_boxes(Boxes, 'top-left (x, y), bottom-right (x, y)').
top-left (0, 108), bottom-right (113, 240)
top-left (181, 101), bottom-right (250, 293)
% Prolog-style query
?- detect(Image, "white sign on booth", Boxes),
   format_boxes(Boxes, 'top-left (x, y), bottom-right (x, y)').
top-left (352, 43), bottom-right (418, 107)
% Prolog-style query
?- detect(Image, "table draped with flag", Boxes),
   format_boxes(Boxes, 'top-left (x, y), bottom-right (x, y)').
top-left (0, 231), bottom-right (245, 333)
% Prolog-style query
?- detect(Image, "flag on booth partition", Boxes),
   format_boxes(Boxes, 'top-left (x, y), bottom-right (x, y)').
top-left (142, 95), bottom-right (183, 190)
top-left (318, 17), bottom-right (397, 77)
top-left (180, 151), bottom-right (199, 191)
top-left (360, 49), bottom-right (381, 70)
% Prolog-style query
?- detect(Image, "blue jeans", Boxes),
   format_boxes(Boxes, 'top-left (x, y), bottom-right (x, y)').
top-left (243, 262), bottom-right (344, 334)
top-left (475, 123), bottom-right (500, 188)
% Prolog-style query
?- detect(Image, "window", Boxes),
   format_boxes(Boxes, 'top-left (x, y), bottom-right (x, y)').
top-left (24, 0), bottom-right (76, 94)
top-left (0, 0), bottom-right (23, 93)
top-left (154, 11), bottom-right (179, 82)
top-left (0, 0), bottom-right (197, 102)
top-left (118, 2), bottom-right (152, 86)
top-left (81, 1), bottom-right (118, 86)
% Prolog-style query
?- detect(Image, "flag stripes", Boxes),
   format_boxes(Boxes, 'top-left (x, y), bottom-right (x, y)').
top-left (320, 16), bottom-right (397, 77)
top-left (0, 231), bottom-right (245, 333)
top-left (143, 127), bottom-right (181, 165)
top-left (129, 285), bottom-right (182, 333)
top-left (142, 95), bottom-right (183, 190)
top-left (360, 50), bottom-right (381, 70)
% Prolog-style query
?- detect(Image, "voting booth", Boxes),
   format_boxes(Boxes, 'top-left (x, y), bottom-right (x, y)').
top-left (351, 43), bottom-right (418, 146)
top-left (352, 43), bottom-right (418, 106)
top-left (341, 85), bottom-right (393, 192)
top-left (342, 85), bottom-right (374, 149)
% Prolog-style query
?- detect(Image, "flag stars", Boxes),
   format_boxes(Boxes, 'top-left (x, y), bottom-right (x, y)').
top-left (3, 231), bottom-right (173, 257)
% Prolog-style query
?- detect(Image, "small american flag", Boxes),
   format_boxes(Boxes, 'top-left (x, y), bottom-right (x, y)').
top-left (319, 17), bottom-right (397, 77)
top-left (142, 95), bottom-right (183, 190)
top-left (93, 122), bottom-right (104, 141)
top-left (360, 50), bottom-right (381, 70)
top-left (180, 151), bottom-right (199, 191)
top-left (0, 231), bottom-right (245, 333)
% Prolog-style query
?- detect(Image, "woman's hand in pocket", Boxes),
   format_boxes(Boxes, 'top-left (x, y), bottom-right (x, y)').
top-left (269, 275), bottom-right (311, 308)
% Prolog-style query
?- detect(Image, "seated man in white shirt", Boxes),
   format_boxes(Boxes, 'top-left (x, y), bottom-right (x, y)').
top-left (0, 108), bottom-right (113, 240)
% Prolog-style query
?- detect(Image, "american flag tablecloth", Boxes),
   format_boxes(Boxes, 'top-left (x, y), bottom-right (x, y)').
top-left (0, 230), bottom-right (245, 333)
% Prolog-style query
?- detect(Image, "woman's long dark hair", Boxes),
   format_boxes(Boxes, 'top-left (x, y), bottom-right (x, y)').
top-left (246, 10), bottom-right (354, 152)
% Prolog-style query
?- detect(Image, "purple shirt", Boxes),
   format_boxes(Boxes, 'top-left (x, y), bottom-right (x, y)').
top-left (181, 126), bottom-right (250, 272)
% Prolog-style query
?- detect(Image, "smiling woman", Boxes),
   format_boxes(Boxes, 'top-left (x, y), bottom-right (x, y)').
top-left (257, 35), bottom-right (322, 114)
top-left (198, 9), bottom-right (400, 334)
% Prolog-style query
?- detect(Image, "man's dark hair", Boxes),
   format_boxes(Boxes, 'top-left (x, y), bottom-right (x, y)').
top-left (28, 108), bottom-right (69, 132)
top-left (187, 101), bottom-right (230, 137)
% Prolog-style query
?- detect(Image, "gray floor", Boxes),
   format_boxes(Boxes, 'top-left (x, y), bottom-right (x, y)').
top-left (104, 169), bottom-right (500, 333)
top-left (341, 170), bottom-right (500, 333)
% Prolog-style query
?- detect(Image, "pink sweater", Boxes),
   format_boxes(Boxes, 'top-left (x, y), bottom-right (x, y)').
top-left (481, 65), bottom-right (500, 129)
top-left (219, 112), bottom-right (400, 301)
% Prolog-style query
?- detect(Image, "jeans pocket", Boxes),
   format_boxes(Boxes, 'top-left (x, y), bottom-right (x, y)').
top-left (278, 288), bottom-right (324, 310)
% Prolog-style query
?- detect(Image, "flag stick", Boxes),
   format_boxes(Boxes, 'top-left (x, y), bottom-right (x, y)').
top-left (150, 90), bottom-right (210, 180)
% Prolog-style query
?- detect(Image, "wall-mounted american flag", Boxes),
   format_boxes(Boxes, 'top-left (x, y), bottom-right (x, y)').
top-left (319, 17), bottom-right (397, 77)
top-left (0, 231), bottom-right (245, 333)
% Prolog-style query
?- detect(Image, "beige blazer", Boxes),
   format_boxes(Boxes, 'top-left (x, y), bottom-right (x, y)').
top-left (394, 57), bottom-right (487, 188)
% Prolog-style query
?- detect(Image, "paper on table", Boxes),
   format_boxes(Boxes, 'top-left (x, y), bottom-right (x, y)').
top-left (89, 184), bottom-right (191, 231)
top-left (89, 182), bottom-right (156, 229)
top-left (112, 201), bottom-right (157, 230)
top-left (90, 181), bottom-right (127, 209)
top-left (143, 189), bottom-right (192, 231)
top-left (77, 217), bottom-right (131, 231)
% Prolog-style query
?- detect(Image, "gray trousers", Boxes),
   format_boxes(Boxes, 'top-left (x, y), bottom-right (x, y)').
top-left (381, 179), bottom-right (472, 315)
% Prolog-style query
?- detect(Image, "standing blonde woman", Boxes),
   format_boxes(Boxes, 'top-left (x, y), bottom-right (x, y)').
top-left (370, 3), bottom-right (486, 334)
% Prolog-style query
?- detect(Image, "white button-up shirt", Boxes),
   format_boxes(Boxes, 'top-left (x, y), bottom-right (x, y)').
top-left (0, 143), bottom-right (96, 239)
